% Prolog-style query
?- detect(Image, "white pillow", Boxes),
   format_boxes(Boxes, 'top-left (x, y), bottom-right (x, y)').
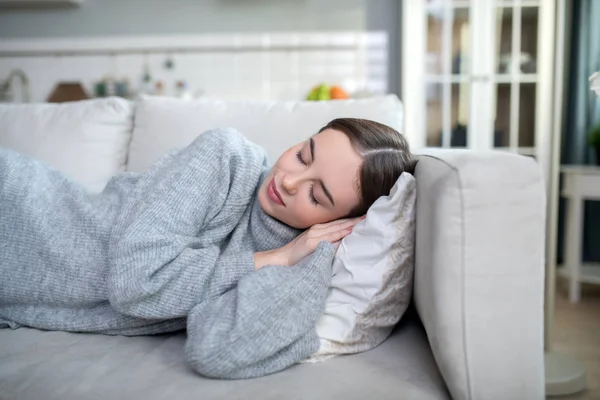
top-left (0, 98), bottom-right (133, 193)
top-left (305, 172), bottom-right (417, 362)
top-left (127, 95), bottom-right (403, 172)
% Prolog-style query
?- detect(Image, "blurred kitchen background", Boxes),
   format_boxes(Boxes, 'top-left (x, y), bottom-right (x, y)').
top-left (0, 0), bottom-right (398, 103)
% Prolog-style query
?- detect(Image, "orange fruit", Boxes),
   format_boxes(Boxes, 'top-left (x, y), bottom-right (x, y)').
top-left (330, 85), bottom-right (349, 99)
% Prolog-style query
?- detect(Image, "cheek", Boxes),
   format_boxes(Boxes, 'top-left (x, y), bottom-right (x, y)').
top-left (285, 201), bottom-right (312, 228)
top-left (290, 202), bottom-right (332, 228)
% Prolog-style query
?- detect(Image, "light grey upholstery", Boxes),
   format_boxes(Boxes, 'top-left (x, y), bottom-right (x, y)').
top-left (413, 151), bottom-right (545, 399)
top-left (0, 311), bottom-right (449, 400)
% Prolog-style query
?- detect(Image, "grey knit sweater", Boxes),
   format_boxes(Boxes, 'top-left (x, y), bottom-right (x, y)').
top-left (0, 128), bottom-right (335, 379)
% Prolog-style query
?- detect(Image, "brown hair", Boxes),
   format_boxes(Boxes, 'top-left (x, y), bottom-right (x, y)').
top-left (318, 118), bottom-right (417, 217)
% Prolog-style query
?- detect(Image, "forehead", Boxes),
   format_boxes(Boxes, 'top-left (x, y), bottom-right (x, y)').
top-left (313, 129), bottom-right (362, 204)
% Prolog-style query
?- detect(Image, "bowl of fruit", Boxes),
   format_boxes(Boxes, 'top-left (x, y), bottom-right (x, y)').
top-left (306, 84), bottom-right (350, 101)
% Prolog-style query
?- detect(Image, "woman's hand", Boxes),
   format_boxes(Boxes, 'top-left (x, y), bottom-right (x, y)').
top-left (278, 217), bottom-right (363, 265)
top-left (254, 217), bottom-right (363, 270)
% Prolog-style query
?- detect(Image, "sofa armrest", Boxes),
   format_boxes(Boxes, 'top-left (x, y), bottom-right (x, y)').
top-left (413, 150), bottom-right (545, 400)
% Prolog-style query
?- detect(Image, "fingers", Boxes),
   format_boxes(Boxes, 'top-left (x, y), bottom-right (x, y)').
top-left (303, 216), bottom-right (365, 250)
top-left (306, 226), bottom-right (353, 248)
top-left (311, 217), bottom-right (362, 236)
top-left (313, 216), bottom-right (362, 230)
top-left (326, 227), bottom-right (354, 243)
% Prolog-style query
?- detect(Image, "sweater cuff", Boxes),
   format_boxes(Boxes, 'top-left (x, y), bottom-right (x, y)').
top-left (310, 241), bottom-right (336, 280)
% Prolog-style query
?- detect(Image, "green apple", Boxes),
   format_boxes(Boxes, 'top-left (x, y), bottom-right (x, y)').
top-left (307, 86), bottom-right (319, 101)
top-left (317, 84), bottom-right (331, 101)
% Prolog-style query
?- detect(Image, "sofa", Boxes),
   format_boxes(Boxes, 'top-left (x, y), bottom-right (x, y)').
top-left (0, 95), bottom-right (545, 400)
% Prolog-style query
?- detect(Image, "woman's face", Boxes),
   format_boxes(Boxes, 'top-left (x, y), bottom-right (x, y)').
top-left (258, 128), bottom-right (363, 229)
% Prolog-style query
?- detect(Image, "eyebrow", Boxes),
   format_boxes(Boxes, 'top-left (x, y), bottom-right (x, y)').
top-left (310, 137), bottom-right (335, 207)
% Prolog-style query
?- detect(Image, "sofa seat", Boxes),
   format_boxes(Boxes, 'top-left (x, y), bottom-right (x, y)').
top-left (0, 311), bottom-right (449, 400)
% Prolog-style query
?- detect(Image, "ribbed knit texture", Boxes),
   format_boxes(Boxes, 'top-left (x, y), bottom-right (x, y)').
top-left (0, 128), bottom-right (335, 379)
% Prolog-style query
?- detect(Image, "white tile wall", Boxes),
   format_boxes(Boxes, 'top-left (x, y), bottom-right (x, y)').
top-left (0, 32), bottom-right (388, 103)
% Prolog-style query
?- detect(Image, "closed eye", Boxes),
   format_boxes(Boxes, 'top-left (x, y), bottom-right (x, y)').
top-left (296, 150), bottom-right (307, 166)
top-left (309, 184), bottom-right (319, 206)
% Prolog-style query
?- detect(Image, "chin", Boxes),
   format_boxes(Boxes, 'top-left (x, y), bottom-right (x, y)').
top-left (258, 195), bottom-right (298, 228)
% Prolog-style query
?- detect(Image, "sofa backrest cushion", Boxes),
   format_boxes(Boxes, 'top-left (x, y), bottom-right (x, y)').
top-left (0, 98), bottom-right (133, 193)
top-left (126, 95), bottom-right (403, 172)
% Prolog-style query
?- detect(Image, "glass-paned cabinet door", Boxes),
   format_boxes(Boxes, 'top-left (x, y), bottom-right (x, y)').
top-left (492, 1), bottom-right (540, 157)
top-left (425, 0), bottom-right (472, 148)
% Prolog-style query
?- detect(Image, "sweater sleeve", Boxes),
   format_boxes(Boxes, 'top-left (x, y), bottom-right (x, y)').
top-left (107, 129), bottom-right (264, 319)
top-left (184, 242), bottom-right (335, 379)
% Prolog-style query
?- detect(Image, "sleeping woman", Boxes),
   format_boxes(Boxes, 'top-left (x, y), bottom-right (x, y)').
top-left (0, 118), bottom-right (416, 379)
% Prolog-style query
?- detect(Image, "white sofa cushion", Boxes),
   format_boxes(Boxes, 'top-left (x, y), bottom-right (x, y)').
top-left (127, 95), bottom-right (403, 172)
top-left (413, 150), bottom-right (545, 400)
top-left (0, 98), bottom-right (133, 193)
top-left (306, 172), bottom-right (416, 362)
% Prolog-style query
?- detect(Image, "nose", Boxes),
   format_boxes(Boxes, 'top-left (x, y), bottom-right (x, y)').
top-left (281, 173), bottom-right (302, 195)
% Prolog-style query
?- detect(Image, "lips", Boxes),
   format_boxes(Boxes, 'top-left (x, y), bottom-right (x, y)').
top-left (268, 178), bottom-right (285, 206)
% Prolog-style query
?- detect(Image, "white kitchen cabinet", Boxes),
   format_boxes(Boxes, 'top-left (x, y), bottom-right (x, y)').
top-left (402, 0), bottom-right (556, 186)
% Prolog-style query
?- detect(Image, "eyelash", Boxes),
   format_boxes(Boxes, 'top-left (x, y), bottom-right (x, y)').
top-left (295, 150), bottom-right (307, 166)
top-left (309, 184), bottom-right (319, 206)
top-left (295, 150), bottom-right (319, 206)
